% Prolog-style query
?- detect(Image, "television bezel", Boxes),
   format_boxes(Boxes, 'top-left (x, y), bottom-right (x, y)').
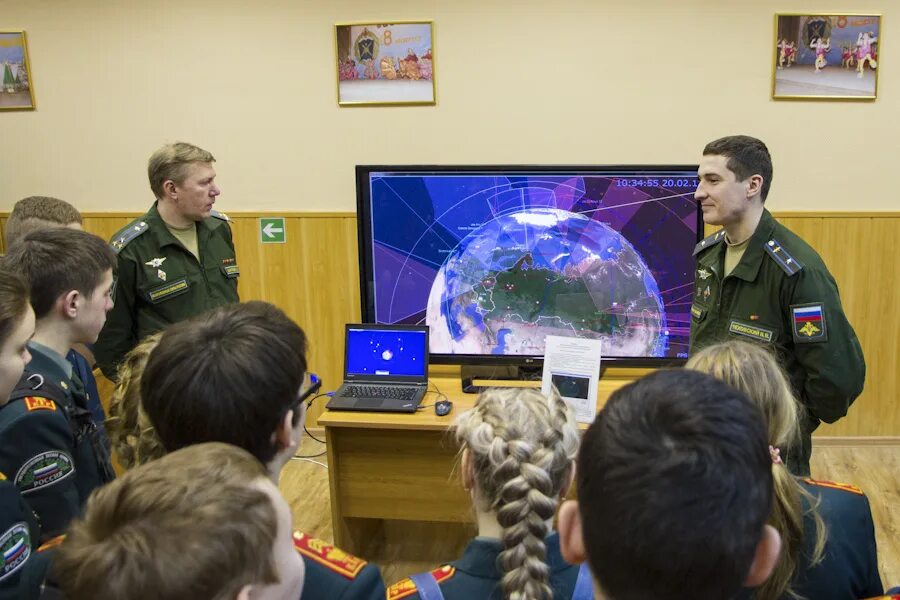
top-left (356, 164), bottom-right (702, 369)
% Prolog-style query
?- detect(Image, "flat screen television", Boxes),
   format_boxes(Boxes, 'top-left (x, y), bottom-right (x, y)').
top-left (356, 165), bottom-right (702, 376)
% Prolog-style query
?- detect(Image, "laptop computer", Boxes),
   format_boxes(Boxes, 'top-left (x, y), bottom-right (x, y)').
top-left (326, 324), bottom-right (429, 413)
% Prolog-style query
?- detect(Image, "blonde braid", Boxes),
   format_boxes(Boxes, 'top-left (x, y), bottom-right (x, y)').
top-left (456, 387), bottom-right (578, 600)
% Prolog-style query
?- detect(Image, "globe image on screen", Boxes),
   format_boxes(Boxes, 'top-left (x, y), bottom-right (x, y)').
top-left (426, 208), bottom-right (667, 356)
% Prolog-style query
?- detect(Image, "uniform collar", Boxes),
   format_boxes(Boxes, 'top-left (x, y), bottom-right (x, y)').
top-left (146, 202), bottom-right (210, 252)
top-left (26, 341), bottom-right (73, 381)
top-left (698, 209), bottom-right (776, 282)
top-left (454, 533), bottom-right (571, 578)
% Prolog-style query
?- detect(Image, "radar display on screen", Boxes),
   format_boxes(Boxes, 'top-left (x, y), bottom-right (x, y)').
top-left (359, 168), bottom-right (701, 361)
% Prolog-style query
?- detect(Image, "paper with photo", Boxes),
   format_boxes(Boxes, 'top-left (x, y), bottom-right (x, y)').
top-left (541, 335), bottom-right (602, 424)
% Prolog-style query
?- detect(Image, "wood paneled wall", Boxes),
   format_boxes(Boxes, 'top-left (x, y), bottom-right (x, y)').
top-left (2, 212), bottom-right (897, 436)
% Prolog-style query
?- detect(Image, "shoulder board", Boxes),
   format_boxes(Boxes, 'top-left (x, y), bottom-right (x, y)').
top-left (210, 209), bottom-right (230, 222)
top-left (386, 566), bottom-right (455, 600)
top-left (292, 531), bottom-right (367, 580)
top-left (693, 230), bottom-right (726, 256)
top-left (0, 471), bottom-right (6, 481)
top-left (24, 397), bottom-right (57, 412)
top-left (763, 238), bottom-right (803, 276)
top-left (110, 220), bottom-right (150, 254)
top-left (37, 534), bottom-right (65, 552)
top-left (803, 478), bottom-right (864, 496)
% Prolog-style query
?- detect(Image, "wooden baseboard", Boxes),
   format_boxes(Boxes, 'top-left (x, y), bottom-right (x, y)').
top-left (813, 436), bottom-right (900, 447)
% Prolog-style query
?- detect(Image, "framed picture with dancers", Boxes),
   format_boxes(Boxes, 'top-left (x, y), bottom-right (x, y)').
top-left (772, 14), bottom-right (880, 100)
top-left (772, 13), bottom-right (881, 100)
top-left (334, 21), bottom-right (435, 106)
top-left (0, 31), bottom-right (35, 110)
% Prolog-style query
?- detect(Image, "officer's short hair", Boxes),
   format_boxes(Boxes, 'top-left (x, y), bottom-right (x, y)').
top-left (0, 228), bottom-right (116, 320)
top-left (141, 301), bottom-right (308, 465)
top-left (148, 142), bottom-right (216, 199)
top-left (4, 195), bottom-right (83, 249)
top-left (0, 265), bottom-right (30, 348)
top-left (703, 135), bottom-right (774, 201)
top-left (54, 443), bottom-right (279, 600)
top-left (577, 369), bottom-right (773, 600)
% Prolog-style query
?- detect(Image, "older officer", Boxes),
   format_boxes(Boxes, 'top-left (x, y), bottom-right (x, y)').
top-left (94, 142), bottom-right (239, 380)
top-left (690, 135), bottom-right (865, 476)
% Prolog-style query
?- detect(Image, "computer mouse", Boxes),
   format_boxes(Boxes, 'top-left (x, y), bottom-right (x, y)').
top-left (435, 399), bottom-right (453, 417)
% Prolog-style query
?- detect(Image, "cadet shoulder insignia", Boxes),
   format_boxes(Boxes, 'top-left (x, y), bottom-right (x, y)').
top-left (292, 531), bottom-right (367, 579)
top-left (110, 220), bottom-right (150, 254)
top-left (37, 534), bottom-right (65, 553)
top-left (24, 397), bottom-right (57, 412)
top-left (387, 566), bottom-right (456, 600)
top-left (803, 478), bottom-right (864, 496)
top-left (764, 238), bottom-right (803, 276)
top-left (693, 230), bottom-right (726, 256)
top-left (790, 303), bottom-right (827, 343)
top-left (0, 522), bottom-right (31, 582)
top-left (210, 209), bottom-right (230, 222)
top-left (14, 451), bottom-right (75, 494)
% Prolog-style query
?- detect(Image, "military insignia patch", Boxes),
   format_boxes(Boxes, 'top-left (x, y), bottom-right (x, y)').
top-left (24, 397), bottom-right (56, 412)
top-left (157, 269), bottom-right (167, 282)
top-left (690, 304), bottom-right (705, 321)
top-left (803, 478), bottom-right (864, 496)
top-left (729, 320), bottom-right (775, 343)
top-left (387, 566), bottom-right (456, 600)
top-left (146, 279), bottom-right (190, 303)
top-left (292, 532), bottom-right (367, 579)
top-left (15, 451), bottom-right (75, 494)
top-left (791, 303), bottom-right (827, 343)
top-left (144, 257), bottom-right (167, 268)
top-left (697, 268), bottom-right (712, 280)
top-left (0, 522), bottom-right (30, 582)
top-left (222, 265), bottom-right (240, 279)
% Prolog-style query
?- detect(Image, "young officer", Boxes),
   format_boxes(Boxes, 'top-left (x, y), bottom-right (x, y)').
top-left (0, 229), bottom-right (116, 540)
top-left (94, 142), bottom-right (239, 380)
top-left (690, 135), bottom-right (865, 475)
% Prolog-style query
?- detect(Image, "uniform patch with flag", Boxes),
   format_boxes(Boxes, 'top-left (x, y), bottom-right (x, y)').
top-left (292, 531), bottom-right (366, 579)
top-left (24, 397), bottom-right (56, 412)
top-left (0, 522), bottom-right (30, 582)
top-left (15, 451), bottom-right (75, 494)
top-left (791, 303), bottom-right (827, 343)
top-left (387, 566), bottom-right (456, 600)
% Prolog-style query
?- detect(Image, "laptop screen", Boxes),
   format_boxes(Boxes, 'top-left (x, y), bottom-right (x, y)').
top-left (346, 326), bottom-right (428, 379)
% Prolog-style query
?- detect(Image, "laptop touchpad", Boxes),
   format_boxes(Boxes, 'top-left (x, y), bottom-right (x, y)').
top-left (355, 398), bottom-right (385, 409)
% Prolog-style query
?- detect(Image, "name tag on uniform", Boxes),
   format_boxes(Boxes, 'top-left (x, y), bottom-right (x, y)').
top-left (728, 320), bottom-right (775, 343)
top-left (690, 304), bottom-right (706, 322)
top-left (146, 279), bottom-right (190, 303)
top-left (221, 265), bottom-right (240, 279)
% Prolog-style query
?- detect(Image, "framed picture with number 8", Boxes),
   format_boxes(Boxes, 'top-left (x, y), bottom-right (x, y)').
top-left (334, 21), bottom-right (435, 106)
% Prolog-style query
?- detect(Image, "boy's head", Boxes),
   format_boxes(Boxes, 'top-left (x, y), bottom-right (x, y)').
top-left (558, 369), bottom-right (780, 600)
top-left (5, 196), bottom-right (83, 250)
top-left (0, 228), bottom-right (115, 344)
top-left (140, 301), bottom-right (309, 469)
top-left (54, 442), bottom-right (305, 600)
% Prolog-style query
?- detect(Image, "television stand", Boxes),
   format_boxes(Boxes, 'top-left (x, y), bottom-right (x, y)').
top-left (460, 365), bottom-right (544, 394)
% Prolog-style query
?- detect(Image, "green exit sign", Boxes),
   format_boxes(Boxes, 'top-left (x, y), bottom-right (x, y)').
top-left (259, 218), bottom-right (286, 244)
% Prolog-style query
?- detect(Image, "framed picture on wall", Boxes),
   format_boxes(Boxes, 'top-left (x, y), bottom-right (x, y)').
top-left (772, 13), bottom-right (880, 100)
top-left (334, 21), bottom-right (435, 106)
top-left (0, 31), bottom-right (35, 110)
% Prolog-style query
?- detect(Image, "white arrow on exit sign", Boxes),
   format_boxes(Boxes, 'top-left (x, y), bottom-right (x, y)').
top-left (262, 222), bottom-right (283, 238)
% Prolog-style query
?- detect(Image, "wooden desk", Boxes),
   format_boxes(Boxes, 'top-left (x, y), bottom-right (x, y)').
top-left (319, 366), bottom-right (645, 559)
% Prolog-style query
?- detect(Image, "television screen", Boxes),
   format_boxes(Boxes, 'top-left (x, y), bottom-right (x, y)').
top-left (356, 166), bottom-right (702, 366)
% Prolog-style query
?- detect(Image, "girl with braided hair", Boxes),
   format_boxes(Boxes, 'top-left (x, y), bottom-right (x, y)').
top-left (687, 340), bottom-right (882, 600)
top-left (387, 387), bottom-right (590, 600)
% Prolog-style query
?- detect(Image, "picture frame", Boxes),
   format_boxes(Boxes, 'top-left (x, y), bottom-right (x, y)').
top-left (772, 13), bottom-right (881, 100)
top-left (334, 21), bottom-right (435, 106)
top-left (0, 31), bottom-right (35, 110)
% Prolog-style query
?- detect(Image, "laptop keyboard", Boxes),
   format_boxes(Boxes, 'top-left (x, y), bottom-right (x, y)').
top-left (344, 385), bottom-right (418, 402)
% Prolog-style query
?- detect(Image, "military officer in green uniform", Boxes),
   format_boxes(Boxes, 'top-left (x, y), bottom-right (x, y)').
top-left (690, 135), bottom-right (865, 475)
top-left (94, 142), bottom-right (239, 380)
top-left (0, 229), bottom-right (116, 540)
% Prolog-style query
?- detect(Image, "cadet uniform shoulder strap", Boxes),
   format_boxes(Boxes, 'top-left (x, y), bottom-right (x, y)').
top-left (292, 531), bottom-right (368, 580)
top-left (802, 477), bottom-right (864, 496)
top-left (387, 566), bottom-right (455, 600)
top-left (763, 238), bottom-right (803, 276)
top-left (109, 219), bottom-right (150, 254)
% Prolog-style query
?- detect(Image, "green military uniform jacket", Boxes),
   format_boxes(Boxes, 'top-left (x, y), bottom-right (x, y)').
top-left (386, 534), bottom-right (585, 600)
top-left (0, 475), bottom-right (40, 599)
top-left (0, 343), bottom-right (114, 541)
top-left (292, 531), bottom-right (386, 600)
top-left (690, 209), bottom-right (865, 475)
top-left (94, 203), bottom-right (240, 379)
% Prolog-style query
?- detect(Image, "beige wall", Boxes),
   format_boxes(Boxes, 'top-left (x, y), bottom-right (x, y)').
top-left (0, 0), bottom-right (896, 212)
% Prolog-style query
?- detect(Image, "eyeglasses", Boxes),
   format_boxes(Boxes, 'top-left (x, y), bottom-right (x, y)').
top-left (297, 373), bottom-right (322, 409)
